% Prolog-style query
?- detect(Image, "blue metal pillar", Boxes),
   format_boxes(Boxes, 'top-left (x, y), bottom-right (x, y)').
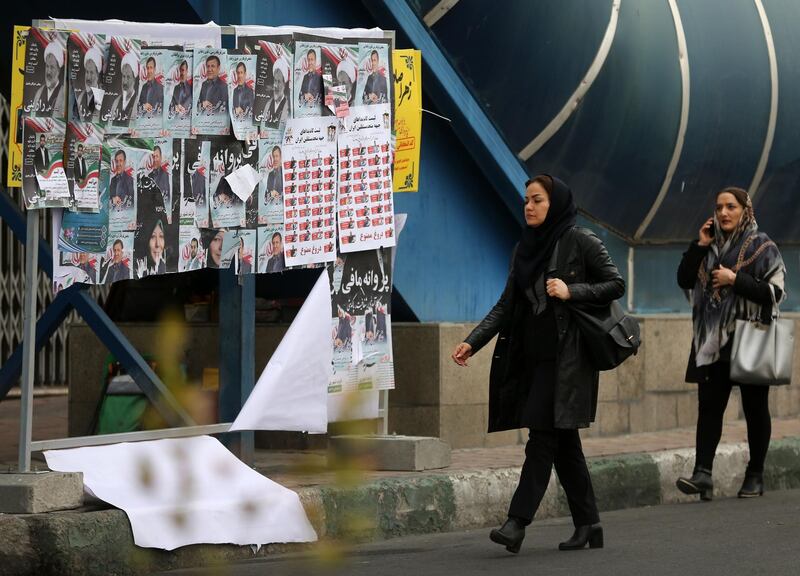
top-left (218, 267), bottom-right (255, 464)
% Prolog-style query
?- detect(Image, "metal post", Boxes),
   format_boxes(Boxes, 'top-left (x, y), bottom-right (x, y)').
top-left (18, 210), bottom-right (39, 472)
top-left (240, 274), bottom-right (255, 464)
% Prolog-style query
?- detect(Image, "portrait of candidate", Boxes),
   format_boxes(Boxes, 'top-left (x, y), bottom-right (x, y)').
top-left (336, 58), bottom-right (357, 108)
top-left (148, 145), bottom-right (171, 209)
top-left (265, 231), bottom-right (285, 273)
top-left (186, 237), bottom-right (203, 271)
top-left (237, 237), bottom-right (252, 275)
top-left (265, 59), bottom-right (290, 127)
top-left (362, 50), bottom-right (388, 104)
top-left (134, 187), bottom-right (169, 278)
top-left (110, 53), bottom-right (139, 125)
top-left (201, 228), bottom-right (225, 269)
top-left (103, 239), bottom-right (131, 283)
top-left (32, 41), bottom-right (65, 118)
top-left (232, 61), bottom-right (254, 119)
top-left (265, 146), bottom-right (283, 204)
top-left (299, 48), bottom-right (322, 105)
top-left (73, 143), bottom-right (88, 184)
top-left (74, 47), bottom-right (103, 121)
top-left (109, 149), bottom-right (134, 208)
top-left (169, 59), bottom-right (192, 117)
top-left (198, 54), bottom-right (227, 113)
top-left (138, 56), bottom-right (164, 117)
top-left (34, 134), bottom-right (50, 174)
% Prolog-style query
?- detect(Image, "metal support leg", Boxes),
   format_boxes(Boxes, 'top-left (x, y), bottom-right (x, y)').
top-left (219, 268), bottom-right (255, 465)
top-left (18, 211), bottom-right (39, 472)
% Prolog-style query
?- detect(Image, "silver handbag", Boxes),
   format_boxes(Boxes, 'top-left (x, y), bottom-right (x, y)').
top-left (730, 290), bottom-right (794, 385)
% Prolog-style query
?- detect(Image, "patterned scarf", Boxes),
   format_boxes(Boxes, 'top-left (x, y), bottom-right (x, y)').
top-left (691, 193), bottom-right (786, 367)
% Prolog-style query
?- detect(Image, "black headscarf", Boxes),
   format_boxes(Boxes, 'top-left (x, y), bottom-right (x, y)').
top-left (513, 174), bottom-right (577, 291)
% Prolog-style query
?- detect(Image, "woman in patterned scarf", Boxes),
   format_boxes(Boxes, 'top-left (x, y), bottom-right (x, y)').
top-left (676, 187), bottom-right (786, 500)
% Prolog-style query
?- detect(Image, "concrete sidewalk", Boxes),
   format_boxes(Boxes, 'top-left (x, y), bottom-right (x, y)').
top-left (1, 396), bottom-right (800, 575)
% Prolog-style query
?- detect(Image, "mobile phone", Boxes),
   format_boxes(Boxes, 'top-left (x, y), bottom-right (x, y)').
top-left (708, 223), bottom-right (715, 238)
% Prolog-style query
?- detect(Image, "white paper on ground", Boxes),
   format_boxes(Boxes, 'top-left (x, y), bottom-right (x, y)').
top-left (224, 164), bottom-right (260, 202)
top-left (231, 270), bottom-right (332, 433)
top-left (44, 435), bottom-right (317, 550)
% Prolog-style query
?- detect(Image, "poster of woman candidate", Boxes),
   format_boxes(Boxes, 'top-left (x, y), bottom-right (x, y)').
top-left (100, 37), bottom-right (141, 133)
top-left (192, 48), bottom-right (229, 136)
top-left (67, 32), bottom-right (106, 124)
top-left (134, 48), bottom-right (167, 137)
top-left (237, 34), bottom-right (292, 135)
top-left (257, 134), bottom-right (284, 226)
top-left (226, 52), bottom-right (258, 142)
top-left (23, 28), bottom-right (68, 120)
top-left (164, 50), bottom-right (193, 139)
top-left (355, 41), bottom-right (391, 107)
top-left (281, 116), bottom-right (338, 267)
top-left (22, 117), bottom-right (71, 209)
top-left (133, 170), bottom-right (174, 279)
top-left (209, 138), bottom-right (248, 228)
top-left (293, 38), bottom-right (324, 119)
top-left (65, 120), bottom-right (103, 212)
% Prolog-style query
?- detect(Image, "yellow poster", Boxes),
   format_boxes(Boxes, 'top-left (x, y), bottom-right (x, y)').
top-left (7, 26), bottom-right (30, 187)
top-left (392, 49), bottom-right (421, 192)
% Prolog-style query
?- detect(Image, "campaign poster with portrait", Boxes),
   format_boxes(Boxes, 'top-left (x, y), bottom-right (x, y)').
top-left (293, 39), bottom-right (324, 118)
top-left (57, 250), bottom-right (101, 285)
top-left (138, 137), bottom-right (173, 223)
top-left (180, 139), bottom-right (211, 228)
top-left (100, 37), bottom-right (141, 133)
top-left (281, 116), bottom-right (338, 267)
top-left (65, 120), bottom-right (103, 212)
top-left (164, 50), bottom-right (193, 139)
top-left (59, 143), bottom-right (110, 254)
top-left (232, 228), bottom-right (257, 275)
top-left (107, 140), bottom-right (143, 232)
top-left (99, 231), bottom-right (134, 284)
top-left (22, 117), bottom-right (71, 209)
top-left (237, 34), bottom-right (292, 133)
top-left (22, 28), bottom-right (68, 120)
top-left (257, 134), bottom-right (284, 226)
top-left (227, 52), bottom-right (258, 141)
top-left (337, 104), bottom-right (396, 253)
top-left (209, 138), bottom-right (257, 228)
top-left (201, 228), bottom-right (225, 270)
top-left (355, 41), bottom-right (391, 107)
top-left (321, 43), bottom-right (358, 117)
top-left (178, 223), bottom-right (205, 272)
top-left (133, 163), bottom-right (174, 279)
top-left (257, 225), bottom-right (286, 274)
top-left (134, 48), bottom-right (167, 137)
top-left (67, 32), bottom-right (107, 123)
top-left (328, 248), bottom-right (394, 393)
top-left (192, 48), bottom-right (229, 136)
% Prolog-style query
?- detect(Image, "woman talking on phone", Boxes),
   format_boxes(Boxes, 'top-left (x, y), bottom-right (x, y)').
top-left (675, 187), bottom-right (786, 500)
top-left (451, 175), bottom-right (624, 554)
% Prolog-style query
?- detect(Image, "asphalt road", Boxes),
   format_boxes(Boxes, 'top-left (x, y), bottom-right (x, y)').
top-left (157, 489), bottom-right (800, 576)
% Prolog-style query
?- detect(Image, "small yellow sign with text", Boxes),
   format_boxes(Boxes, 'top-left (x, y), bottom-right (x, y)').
top-left (392, 49), bottom-right (421, 192)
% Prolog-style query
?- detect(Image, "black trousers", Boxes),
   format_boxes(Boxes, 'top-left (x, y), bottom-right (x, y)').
top-left (508, 428), bottom-right (600, 527)
top-left (695, 363), bottom-right (771, 474)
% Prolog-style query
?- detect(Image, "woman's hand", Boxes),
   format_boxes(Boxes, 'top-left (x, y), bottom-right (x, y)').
top-left (711, 265), bottom-right (736, 289)
top-left (698, 218), bottom-right (714, 247)
top-left (451, 342), bottom-right (473, 367)
top-left (546, 278), bottom-right (571, 300)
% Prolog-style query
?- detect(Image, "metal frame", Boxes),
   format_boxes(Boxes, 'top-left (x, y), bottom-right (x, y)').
top-left (8, 20), bottom-right (395, 471)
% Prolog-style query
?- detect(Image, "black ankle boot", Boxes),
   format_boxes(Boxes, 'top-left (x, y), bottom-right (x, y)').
top-left (738, 473), bottom-right (764, 498)
top-left (676, 466), bottom-right (713, 501)
top-left (489, 517), bottom-right (526, 554)
top-left (559, 524), bottom-right (604, 550)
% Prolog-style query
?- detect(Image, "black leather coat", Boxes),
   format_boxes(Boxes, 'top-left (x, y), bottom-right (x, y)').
top-left (465, 227), bottom-right (625, 432)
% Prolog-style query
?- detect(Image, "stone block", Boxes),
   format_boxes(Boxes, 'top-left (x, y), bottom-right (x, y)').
top-left (0, 472), bottom-right (83, 514)
top-left (643, 319), bottom-right (694, 392)
top-left (328, 435), bottom-right (451, 471)
top-left (596, 401), bottom-right (629, 436)
top-left (598, 372), bottom-right (619, 402)
top-left (628, 399), bottom-right (647, 434)
top-left (391, 323), bottom-right (441, 406)
top-left (616, 348), bottom-right (646, 401)
top-left (388, 405), bottom-right (440, 438)
top-left (439, 324), bottom-right (491, 406)
top-left (439, 404), bottom-right (488, 449)
top-left (676, 390), bottom-right (698, 428)
top-left (643, 393), bottom-right (678, 431)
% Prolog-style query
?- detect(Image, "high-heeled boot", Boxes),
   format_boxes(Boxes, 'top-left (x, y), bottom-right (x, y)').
top-left (489, 517), bottom-right (526, 554)
top-left (676, 466), bottom-right (713, 501)
top-left (738, 472), bottom-right (764, 498)
top-left (559, 524), bottom-right (604, 550)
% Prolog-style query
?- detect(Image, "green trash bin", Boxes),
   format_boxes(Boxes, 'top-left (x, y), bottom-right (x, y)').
top-left (96, 374), bottom-right (148, 434)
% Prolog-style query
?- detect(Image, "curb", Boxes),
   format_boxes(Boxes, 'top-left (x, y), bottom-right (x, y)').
top-left (2, 437), bottom-right (800, 575)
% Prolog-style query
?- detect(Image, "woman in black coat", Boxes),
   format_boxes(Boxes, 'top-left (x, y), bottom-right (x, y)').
top-left (451, 175), bottom-right (624, 554)
top-left (675, 187), bottom-right (786, 500)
